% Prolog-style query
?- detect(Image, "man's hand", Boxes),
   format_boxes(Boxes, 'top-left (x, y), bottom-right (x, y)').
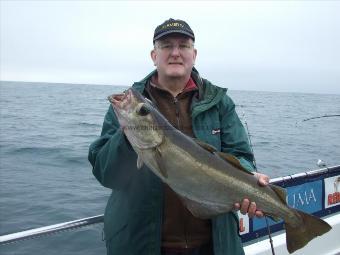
top-left (234, 173), bottom-right (269, 218)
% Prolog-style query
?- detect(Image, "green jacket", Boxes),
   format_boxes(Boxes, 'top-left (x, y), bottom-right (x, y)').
top-left (88, 69), bottom-right (255, 255)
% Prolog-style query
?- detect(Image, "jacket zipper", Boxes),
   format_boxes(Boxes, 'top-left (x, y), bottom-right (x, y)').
top-left (184, 211), bottom-right (189, 248)
top-left (174, 96), bottom-right (191, 248)
top-left (173, 97), bottom-right (180, 129)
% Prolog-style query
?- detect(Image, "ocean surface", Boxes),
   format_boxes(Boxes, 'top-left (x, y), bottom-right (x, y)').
top-left (0, 81), bottom-right (339, 255)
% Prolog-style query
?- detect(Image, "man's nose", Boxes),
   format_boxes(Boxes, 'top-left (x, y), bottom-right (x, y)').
top-left (170, 46), bottom-right (181, 56)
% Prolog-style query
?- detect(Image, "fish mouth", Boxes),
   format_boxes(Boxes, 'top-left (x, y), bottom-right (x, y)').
top-left (107, 89), bottom-right (163, 149)
top-left (108, 88), bottom-right (147, 107)
top-left (108, 89), bottom-right (133, 111)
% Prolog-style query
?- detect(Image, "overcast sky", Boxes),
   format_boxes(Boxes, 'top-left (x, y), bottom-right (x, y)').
top-left (1, 1), bottom-right (339, 94)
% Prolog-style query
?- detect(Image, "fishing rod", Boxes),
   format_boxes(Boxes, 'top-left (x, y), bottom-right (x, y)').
top-left (302, 114), bottom-right (340, 122)
top-left (241, 109), bottom-right (276, 255)
top-left (241, 110), bottom-right (258, 171)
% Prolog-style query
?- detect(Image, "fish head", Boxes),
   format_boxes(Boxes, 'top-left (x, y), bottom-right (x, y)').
top-left (108, 89), bottom-right (164, 150)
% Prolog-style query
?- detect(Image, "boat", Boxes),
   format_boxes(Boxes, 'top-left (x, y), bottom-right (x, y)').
top-left (241, 165), bottom-right (340, 255)
top-left (1, 165), bottom-right (339, 255)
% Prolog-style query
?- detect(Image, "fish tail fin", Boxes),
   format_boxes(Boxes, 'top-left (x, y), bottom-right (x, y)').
top-left (285, 209), bottom-right (331, 253)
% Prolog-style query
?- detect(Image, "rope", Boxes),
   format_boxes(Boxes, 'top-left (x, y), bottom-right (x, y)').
top-left (265, 216), bottom-right (276, 255)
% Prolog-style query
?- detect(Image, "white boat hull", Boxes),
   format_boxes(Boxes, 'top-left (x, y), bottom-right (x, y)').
top-left (244, 212), bottom-right (340, 255)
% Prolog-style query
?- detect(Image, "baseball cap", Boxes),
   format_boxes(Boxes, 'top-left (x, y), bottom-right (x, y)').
top-left (153, 18), bottom-right (195, 43)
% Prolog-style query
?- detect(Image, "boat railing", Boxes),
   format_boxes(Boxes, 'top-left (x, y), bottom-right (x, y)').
top-left (0, 215), bottom-right (104, 245)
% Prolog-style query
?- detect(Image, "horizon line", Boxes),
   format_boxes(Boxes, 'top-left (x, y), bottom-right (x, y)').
top-left (1, 79), bottom-right (339, 96)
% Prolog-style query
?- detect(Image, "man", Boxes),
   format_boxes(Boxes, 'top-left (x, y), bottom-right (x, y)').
top-left (88, 18), bottom-right (269, 255)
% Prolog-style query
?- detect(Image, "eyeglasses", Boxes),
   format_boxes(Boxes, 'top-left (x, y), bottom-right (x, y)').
top-left (156, 43), bottom-right (194, 52)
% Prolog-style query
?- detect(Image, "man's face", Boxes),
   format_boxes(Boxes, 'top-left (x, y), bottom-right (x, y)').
top-left (151, 35), bottom-right (197, 79)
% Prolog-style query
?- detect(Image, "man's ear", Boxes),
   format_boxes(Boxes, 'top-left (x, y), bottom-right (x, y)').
top-left (193, 48), bottom-right (197, 65)
top-left (151, 49), bottom-right (157, 66)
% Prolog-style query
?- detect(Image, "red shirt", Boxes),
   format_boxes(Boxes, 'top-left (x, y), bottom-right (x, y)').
top-left (151, 75), bottom-right (198, 94)
top-left (183, 77), bottom-right (197, 92)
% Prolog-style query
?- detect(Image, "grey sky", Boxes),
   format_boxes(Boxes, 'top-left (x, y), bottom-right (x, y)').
top-left (1, 1), bottom-right (339, 94)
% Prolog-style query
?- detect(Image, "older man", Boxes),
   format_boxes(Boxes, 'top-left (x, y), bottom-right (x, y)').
top-left (89, 18), bottom-right (269, 255)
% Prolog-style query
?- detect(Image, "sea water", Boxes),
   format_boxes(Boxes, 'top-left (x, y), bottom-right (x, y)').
top-left (0, 81), bottom-right (339, 255)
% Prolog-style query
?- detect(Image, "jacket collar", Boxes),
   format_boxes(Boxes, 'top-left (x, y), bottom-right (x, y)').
top-left (132, 67), bottom-right (202, 92)
top-left (131, 68), bottom-right (227, 115)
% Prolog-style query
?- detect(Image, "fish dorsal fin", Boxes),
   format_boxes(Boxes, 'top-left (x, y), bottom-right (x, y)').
top-left (264, 213), bottom-right (281, 222)
top-left (269, 184), bottom-right (287, 204)
top-left (216, 152), bottom-right (254, 176)
top-left (137, 154), bottom-right (144, 169)
top-left (194, 139), bottom-right (252, 177)
top-left (193, 139), bottom-right (217, 153)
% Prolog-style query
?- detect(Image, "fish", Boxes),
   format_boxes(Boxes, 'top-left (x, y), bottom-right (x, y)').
top-left (108, 88), bottom-right (332, 254)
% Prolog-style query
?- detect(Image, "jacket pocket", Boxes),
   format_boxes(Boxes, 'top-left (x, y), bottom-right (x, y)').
top-left (103, 192), bottom-right (129, 241)
top-left (105, 223), bottom-right (131, 255)
top-left (104, 221), bottom-right (128, 242)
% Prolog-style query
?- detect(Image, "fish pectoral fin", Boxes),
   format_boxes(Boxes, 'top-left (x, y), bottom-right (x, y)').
top-left (179, 195), bottom-right (228, 219)
top-left (137, 155), bottom-right (144, 169)
top-left (193, 139), bottom-right (218, 153)
top-left (216, 152), bottom-right (253, 175)
top-left (154, 147), bottom-right (168, 178)
top-left (269, 184), bottom-right (287, 204)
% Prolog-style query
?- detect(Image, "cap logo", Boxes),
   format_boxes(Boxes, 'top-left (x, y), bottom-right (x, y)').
top-left (162, 22), bottom-right (184, 29)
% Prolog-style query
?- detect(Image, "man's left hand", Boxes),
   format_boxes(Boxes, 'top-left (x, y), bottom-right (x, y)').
top-left (234, 173), bottom-right (269, 218)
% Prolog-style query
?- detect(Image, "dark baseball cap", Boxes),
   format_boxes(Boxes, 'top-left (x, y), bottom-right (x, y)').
top-left (153, 18), bottom-right (195, 43)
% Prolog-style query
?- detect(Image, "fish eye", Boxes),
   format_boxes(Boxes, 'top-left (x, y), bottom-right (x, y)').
top-left (144, 97), bottom-right (155, 107)
top-left (145, 97), bottom-right (152, 104)
top-left (137, 104), bottom-right (150, 116)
